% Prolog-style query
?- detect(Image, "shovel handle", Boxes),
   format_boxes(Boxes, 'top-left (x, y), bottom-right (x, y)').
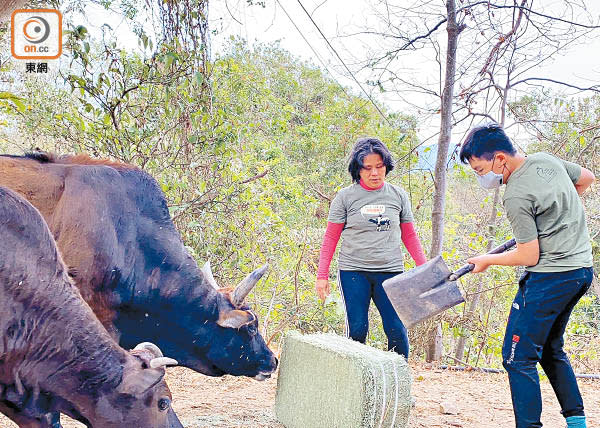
top-left (448, 238), bottom-right (517, 281)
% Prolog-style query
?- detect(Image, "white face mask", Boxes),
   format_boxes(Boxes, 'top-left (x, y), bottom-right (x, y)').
top-left (476, 170), bottom-right (503, 189)
top-left (475, 156), bottom-right (504, 189)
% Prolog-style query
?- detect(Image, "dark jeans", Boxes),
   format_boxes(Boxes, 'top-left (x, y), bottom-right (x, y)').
top-left (338, 270), bottom-right (409, 357)
top-left (502, 267), bottom-right (593, 428)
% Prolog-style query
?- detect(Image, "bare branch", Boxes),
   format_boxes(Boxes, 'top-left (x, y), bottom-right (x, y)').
top-left (459, 1), bottom-right (600, 30)
top-left (241, 169), bottom-right (269, 184)
top-left (311, 186), bottom-right (333, 202)
top-left (394, 17), bottom-right (448, 51)
top-left (479, 0), bottom-right (527, 76)
top-left (509, 77), bottom-right (600, 93)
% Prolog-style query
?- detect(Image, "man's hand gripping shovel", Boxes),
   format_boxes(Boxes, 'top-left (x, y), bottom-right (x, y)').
top-left (382, 239), bottom-right (516, 328)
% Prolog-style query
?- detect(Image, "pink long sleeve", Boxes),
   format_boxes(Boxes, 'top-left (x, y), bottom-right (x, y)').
top-left (317, 222), bottom-right (344, 280)
top-left (400, 222), bottom-right (427, 266)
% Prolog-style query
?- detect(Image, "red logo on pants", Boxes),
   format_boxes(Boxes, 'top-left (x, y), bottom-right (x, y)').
top-left (512, 335), bottom-right (520, 343)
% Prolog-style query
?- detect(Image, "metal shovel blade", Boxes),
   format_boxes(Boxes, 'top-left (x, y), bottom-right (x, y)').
top-left (382, 255), bottom-right (465, 328)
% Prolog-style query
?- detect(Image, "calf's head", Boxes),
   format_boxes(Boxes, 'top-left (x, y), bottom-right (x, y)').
top-left (94, 342), bottom-right (183, 428)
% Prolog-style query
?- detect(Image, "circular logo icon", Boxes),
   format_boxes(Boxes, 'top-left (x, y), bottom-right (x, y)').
top-left (22, 16), bottom-right (50, 44)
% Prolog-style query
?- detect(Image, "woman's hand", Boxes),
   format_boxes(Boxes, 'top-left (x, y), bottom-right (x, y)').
top-left (315, 279), bottom-right (330, 302)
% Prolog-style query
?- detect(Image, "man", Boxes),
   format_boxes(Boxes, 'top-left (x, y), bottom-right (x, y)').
top-left (459, 123), bottom-right (595, 428)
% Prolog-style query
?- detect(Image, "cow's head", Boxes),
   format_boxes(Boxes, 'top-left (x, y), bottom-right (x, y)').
top-left (94, 342), bottom-right (183, 428)
top-left (172, 263), bottom-right (278, 380)
top-left (114, 247), bottom-right (279, 380)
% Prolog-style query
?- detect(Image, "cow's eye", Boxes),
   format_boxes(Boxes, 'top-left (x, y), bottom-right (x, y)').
top-left (158, 398), bottom-right (170, 412)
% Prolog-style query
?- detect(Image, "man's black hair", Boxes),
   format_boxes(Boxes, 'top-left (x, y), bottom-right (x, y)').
top-left (459, 123), bottom-right (516, 164)
top-left (348, 137), bottom-right (395, 183)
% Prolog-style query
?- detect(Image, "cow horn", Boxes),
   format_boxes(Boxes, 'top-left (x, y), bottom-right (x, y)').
top-left (149, 357), bottom-right (178, 369)
top-left (201, 261), bottom-right (220, 290)
top-left (231, 264), bottom-right (269, 307)
top-left (133, 342), bottom-right (163, 358)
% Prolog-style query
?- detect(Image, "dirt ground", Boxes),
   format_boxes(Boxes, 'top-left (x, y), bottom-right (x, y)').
top-left (1, 363), bottom-right (599, 427)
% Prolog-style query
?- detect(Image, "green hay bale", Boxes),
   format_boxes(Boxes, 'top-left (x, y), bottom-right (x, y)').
top-left (275, 331), bottom-right (412, 428)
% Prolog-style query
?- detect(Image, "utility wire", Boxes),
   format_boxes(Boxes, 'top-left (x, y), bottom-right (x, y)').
top-left (274, 0), bottom-right (350, 99)
top-left (274, 0), bottom-right (374, 122)
top-left (295, 0), bottom-right (392, 126)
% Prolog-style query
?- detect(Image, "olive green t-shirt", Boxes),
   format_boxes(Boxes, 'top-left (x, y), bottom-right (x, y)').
top-left (328, 182), bottom-right (414, 272)
top-left (503, 152), bottom-right (593, 272)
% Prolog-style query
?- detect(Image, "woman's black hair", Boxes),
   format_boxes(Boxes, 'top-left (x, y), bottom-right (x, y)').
top-left (459, 123), bottom-right (516, 164)
top-left (348, 137), bottom-right (395, 183)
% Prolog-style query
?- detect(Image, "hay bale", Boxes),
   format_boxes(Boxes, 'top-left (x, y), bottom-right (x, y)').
top-left (275, 331), bottom-right (411, 428)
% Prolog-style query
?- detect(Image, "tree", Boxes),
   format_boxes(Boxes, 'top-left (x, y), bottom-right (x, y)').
top-left (333, 0), bottom-right (600, 361)
top-left (0, 0), bottom-right (31, 22)
top-left (450, 1), bottom-right (600, 362)
top-left (4, 34), bottom-right (420, 346)
top-left (427, 0), bottom-right (465, 362)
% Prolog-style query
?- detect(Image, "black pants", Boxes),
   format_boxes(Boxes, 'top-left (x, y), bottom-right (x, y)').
top-left (339, 270), bottom-right (408, 357)
top-left (502, 267), bottom-right (593, 427)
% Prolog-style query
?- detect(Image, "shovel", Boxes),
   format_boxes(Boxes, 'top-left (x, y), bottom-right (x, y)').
top-left (382, 238), bottom-right (516, 328)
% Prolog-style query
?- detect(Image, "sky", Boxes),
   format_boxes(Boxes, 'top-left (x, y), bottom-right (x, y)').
top-left (5, 0), bottom-right (600, 146)
top-left (209, 0), bottom-right (600, 144)
top-left (210, 1), bottom-right (600, 88)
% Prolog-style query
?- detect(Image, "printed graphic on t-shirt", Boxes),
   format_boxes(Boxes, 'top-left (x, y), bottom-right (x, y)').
top-left (360, 204), bottom-right (386, 216)
top-left (536, 166), bottom-right (557, 183)
top-left (360, 204), bottom-right (390, 232)
top-left (368, 215), bottom-right (391, 232)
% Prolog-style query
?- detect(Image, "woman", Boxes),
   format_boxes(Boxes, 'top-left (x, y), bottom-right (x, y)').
top-left (315, 137), bottom-right (427, 358)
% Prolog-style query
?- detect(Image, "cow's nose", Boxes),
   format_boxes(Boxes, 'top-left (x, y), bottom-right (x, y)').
top-left (264, 354), bottom-right (278, 372)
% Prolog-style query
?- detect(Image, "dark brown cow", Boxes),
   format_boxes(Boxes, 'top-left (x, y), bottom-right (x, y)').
top-left (0, 186), bottom-right (183, 428)
top-left (0, 152), bottom-right (277, 380)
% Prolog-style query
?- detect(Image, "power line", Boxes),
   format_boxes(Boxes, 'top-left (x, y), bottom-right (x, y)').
top-left (295, 0), bottom-right (392, 126)
top-left (274, 0), bottom-right (349, 98)
top-left (274, 0), bottom-right (374, 121)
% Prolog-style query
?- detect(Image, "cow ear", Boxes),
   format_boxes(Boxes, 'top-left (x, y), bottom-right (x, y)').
top-left (217, 309), bottom-right (253, 329)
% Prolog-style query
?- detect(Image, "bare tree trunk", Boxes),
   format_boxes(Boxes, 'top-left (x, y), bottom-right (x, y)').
top-left (0, 0), bottom-right (31, 22)
top-left (426, 0), bottom-right (463, 362)
top-left (453, 21), bottom-right (520, 360)
top-left (592, 275), bottom-right (600, 298)
top-left (427, 324), bottom-right (443, 362)
top-left (454, 187), bottom-right (500, 361)
top-left (453, 76), bottom-right (508, 362)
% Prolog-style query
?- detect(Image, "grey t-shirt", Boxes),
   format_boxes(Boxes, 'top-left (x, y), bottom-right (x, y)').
top-left (328, 182), bottom-right (414, 272)
top-left (503, 152), bottom-right (593, 272)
